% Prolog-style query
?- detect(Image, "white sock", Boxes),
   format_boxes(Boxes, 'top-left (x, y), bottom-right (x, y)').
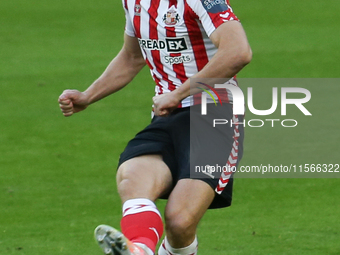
top-left (158, 236), bottom-right (198, 255)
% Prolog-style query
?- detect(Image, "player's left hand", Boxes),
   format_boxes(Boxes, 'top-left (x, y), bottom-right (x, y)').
top-left (153, 92), bottom-right (181, 117)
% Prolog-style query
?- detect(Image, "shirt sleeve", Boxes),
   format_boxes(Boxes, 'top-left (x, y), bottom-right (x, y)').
top-left (122, 0), bottom-right (136, 37)
top-left (187, 0), bottom-right (240, 37)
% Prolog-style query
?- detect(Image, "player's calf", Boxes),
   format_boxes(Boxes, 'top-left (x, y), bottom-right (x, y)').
top-left (164, 211), bottom-right (197, 248)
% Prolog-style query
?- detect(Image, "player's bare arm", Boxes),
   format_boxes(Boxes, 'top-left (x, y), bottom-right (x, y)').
top-left (153, 21), bottom-right (252, 116)
top-left (58, 34), bottom-right (145, 117)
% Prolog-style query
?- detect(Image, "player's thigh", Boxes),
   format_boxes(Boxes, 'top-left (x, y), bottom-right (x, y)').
top-left (117, 154), bottom-right (173, 203)
top-left (164, 178), bottom-right (215, 232)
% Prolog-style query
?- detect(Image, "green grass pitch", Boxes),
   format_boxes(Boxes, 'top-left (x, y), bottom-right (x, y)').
top-left (1, 0), bottom-right (339, 254)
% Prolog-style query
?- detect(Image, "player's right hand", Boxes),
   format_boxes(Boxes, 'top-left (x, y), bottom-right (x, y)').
top-left (58, 90), bottom-right (89, 117)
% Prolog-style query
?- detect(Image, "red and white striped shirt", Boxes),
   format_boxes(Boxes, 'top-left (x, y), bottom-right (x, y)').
top-left (122, 0), bottom-right (239, 107)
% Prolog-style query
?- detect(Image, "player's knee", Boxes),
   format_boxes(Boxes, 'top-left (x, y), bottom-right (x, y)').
top-left (116, 162), bottom-right (129, 185)
top-left (116, 162), bottom-right (139, 199)
top-left (116, 159), bottom-right (165, 202)
top-left (165, 210), bottom-right (197, 239)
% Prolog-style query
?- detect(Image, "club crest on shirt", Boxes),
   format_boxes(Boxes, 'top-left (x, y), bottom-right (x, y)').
top-left (134, 4), bottom-right (141, 16)
top-left (162, 6), bottom-right (180, 26)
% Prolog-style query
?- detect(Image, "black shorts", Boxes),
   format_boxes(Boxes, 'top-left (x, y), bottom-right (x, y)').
top-left (118, 104), bottom-right (244, 209)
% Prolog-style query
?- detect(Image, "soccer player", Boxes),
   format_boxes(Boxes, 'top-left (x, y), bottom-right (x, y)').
top-left (59, 0), bottom-right (251, 254)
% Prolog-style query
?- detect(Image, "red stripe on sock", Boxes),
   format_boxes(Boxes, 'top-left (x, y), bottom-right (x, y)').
top-left (121, 211), bottom-right (163, 252)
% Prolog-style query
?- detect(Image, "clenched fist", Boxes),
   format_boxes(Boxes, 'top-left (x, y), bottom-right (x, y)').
top-left (58, 90), bottom-right (89, 117)
top-left (153, 92), bottom-right (181, 117)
